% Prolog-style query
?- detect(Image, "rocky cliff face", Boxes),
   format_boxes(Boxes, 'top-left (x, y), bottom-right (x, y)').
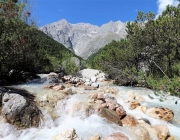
top-left (40, 19), bottom-right (127, 59)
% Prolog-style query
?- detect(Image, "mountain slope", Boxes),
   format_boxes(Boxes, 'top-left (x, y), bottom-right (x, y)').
top-left (40, 19), bottom-right (127, 59)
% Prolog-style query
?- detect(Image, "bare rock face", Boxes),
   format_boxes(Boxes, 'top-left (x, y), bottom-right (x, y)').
top-left (1, 93), bottom-right (40, 129)
top-left (52, 128), bottom-right (80, 140)
top-left (121, 115), bottom-right (138, 127)
top-left (40, 19), bottom-right (127, 59)
top-left (99, 108), bottom-right (122, 126)
top-left (146, 107), bottom-right (174, 121)
top-left (104, 132), bottom-right (129, 140)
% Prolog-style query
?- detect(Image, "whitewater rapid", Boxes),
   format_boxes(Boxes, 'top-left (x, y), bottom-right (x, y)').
top-left (0, 76), bottom-right (180, 140)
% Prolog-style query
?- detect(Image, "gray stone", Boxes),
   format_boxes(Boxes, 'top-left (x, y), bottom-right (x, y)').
top-left (2, 93), bottom-right (40, 128)
top-left (40, 19), bottom-right (127, 59)
top-left (99, 108), bottom-right (122, 126)
top-left (91, 83), bottom-right (99, 88)
top-left (91, 77), bottom-right (97, 83)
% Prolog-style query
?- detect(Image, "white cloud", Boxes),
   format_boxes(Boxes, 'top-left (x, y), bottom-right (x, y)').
top-left (157, 0), bottom-right (179, 16)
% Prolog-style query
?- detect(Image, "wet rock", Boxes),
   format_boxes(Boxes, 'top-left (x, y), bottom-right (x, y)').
top-left (89, 134), bottom-right (101, 140)
top-left (138, 120), bottom-right (158, 139)
top-left (43, 83), bottom-right (59, 89)
top-left (99, 108), bottom-right (122, 126)
top-left (52, 84), bottom-right (65, 91)
top-left (135, 95), bottom-right (145, 102)
top-left (166, 136), bottom-right (175, 140)
top-left (128, 126), bottom-right (150, 140)
top-left (69, 101), bottom-right (93, 117)
top-left (104, 96), bottom-right (118, 111)
top-left (103, 87), bottom-right (119, 95)
top-left (134, 106), bottom-right (147, 113)
top-left (101, 103), bottom-right (108, 108)
top-left (115, 106), bottom-right (126, 119)
top-left (47, 72), bottom-right (60, 84)
top-left (97, 93), bottom-right (104, 100)
top-left (104, 132), bottom-right (129, 140)
top-left (63, 88), bottom-right (73, 95)
top-left (84, 81), bottom-right (92, 86)
top-left (52, 128), bottom-right (80, 140)
top-left (139, 118), bottom-right (151, 125)
top-left (95, 100), bottom-right (104, 105)
top-left (2, 93), bottom-right (40, 129)
top-left (121, 115), bottom-right (138, 127)
top-left (84, 86), bottom-right (97, 90)
top-left (91, 77), bottom-right (97, 83)
top-left (89, 93), bottom-right (98, 101)
top-left (127, 101), bottom-right (140, 109)
top-left (146, 107), bottom-right (174, 121)
top-left (91, 83), bottom-right (99, 88)
top-left (154, 124), bottom-right (169, 140)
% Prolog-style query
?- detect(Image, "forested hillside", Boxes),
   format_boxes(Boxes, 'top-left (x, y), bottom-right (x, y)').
top-left (0, 0), bottom-right (77, 76)
top-left (89, 4), bottom-right (180, 96)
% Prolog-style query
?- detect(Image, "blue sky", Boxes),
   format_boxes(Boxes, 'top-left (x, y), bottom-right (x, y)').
top-left (31, 0), bottom-right (179, 27)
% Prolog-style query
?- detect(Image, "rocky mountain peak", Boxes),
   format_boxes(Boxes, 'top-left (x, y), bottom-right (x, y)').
top-left (40, 20), bottom-right (127, 59)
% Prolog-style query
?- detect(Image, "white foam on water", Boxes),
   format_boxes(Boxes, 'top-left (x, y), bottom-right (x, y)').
top-left (1, 80), bottom-right (180, 140)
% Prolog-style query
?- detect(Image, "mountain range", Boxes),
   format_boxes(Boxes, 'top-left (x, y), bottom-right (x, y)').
top-left (40, 19), bottom-right (127, 59)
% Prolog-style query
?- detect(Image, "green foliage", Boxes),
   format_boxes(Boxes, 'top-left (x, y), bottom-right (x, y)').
top-left (89, 3), bottom-right (180, 96)
top-left (63, 59), bottom-right (80, 74)
top-left (146, 75), bottom-right (180, 97)
top-left (0, 0), bottom-right (78, 75)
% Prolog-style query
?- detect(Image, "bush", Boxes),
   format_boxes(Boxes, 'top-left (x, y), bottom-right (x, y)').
top-left (146, 75), bottom-right (180, 97)
top-left (63, 59), bottom-right (80, 74)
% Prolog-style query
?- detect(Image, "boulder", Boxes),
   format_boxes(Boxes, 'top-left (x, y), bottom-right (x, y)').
top-left (134, 106), bottom-right (147, 113)
top-left (138, 120), bottom-right (158, 139)
top-left (128, 126), bottom-right (150, 140)
top-left (47, 72), bottom-right (60, 84)
top-left (52, 84), bottom-right (65, 91)
top-left (127, 101), bottom-right (140, 109)
top-left (63, 88), bottom-right (73, 95)
top-left (68, 101), bottom-right (93, 117)
top-left (91, 83), bottom-right (99, 88)
top-left (104, 96), bottom-right (118, 111)
top-left (104, 132), bottom-right (129, 140)
top-left (113, 75), bottom-right (138, 86)
top-left (52, 128), bottom-right (80, 140)
top-left (97, 93), bottom-right (104, 100)
top-left (99, 108), bottom-right (122, 126)
top-left (89, 93), bottom-right (98, 101)
top-left (146, 107), bottom-right (174, 121)
top-left (121, 115), bottom-right (138, 127)
top-left (2, 93), bottom-right (40, 129)
top-left (154, 124), bottom-right (169, 140)
top-left (115, 106), bottom-right (126, 119)
top-left (135, 95), bottom-right (145, 102)
top-left (84, 81), bottom-right (92, 86)
top-left (91, 77), bottom-right (97, 83)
